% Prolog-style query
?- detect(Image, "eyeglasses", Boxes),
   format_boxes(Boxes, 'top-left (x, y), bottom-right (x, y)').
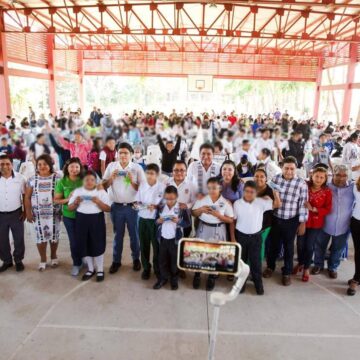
top-left (207, 185), bottom-right (220, 190)
top-left (173, 169), bottom-right (186, 173)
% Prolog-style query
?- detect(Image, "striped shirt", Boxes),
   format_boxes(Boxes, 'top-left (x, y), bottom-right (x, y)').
top-left (272, 174), bottom-right (308, 223)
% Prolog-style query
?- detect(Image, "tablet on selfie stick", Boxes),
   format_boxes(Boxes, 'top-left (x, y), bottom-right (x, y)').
top-left (177, 238), bottom-right (241, 276)
top-left (177, 238), bottom-right (249, 360)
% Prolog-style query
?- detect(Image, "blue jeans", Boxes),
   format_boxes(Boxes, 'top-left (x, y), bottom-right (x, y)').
top-left (110, 203), bottom-right (140, 263)
top-left (63, 216), bottom-right (82, 266)
top-left (314, 230), bottom-right (348, 271)
top-left (296, 228), bottom-right (321, 269)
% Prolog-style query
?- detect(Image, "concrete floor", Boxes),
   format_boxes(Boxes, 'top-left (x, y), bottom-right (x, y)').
top-left (1, 218), bottom-right (360, 360)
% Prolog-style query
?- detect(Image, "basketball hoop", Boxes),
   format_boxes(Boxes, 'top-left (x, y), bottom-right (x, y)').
top-left (195, 79), bottom-right (205, 92)
top-left (188, 75), bottom-right (213, 92)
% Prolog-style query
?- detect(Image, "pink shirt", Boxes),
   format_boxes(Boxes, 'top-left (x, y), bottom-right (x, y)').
top-left (59, 137), bottom-right (92, 165)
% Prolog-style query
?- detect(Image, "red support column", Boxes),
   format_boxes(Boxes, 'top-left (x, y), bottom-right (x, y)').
top-left (77, 50), bottom-right (84, 114)
top-left (47, 34), bottom-right (57, 116)
top-left (0, 30), bottom-right (11, 120)
top-left (341, 43), bottom-right (357, 125)
top-left (313, 58), bottom-right (323, 121)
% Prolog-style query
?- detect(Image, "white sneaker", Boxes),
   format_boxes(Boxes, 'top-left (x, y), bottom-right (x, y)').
top-left (51, 258), bottom-right (59, 268)
top-left (71, 265), bottom-right (81, 277)
top-left (38, 262), bottom-right (46, 272)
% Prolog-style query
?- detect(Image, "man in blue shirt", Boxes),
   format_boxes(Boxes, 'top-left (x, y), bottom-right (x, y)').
top-left (312, 165), bottom-right (354, 278)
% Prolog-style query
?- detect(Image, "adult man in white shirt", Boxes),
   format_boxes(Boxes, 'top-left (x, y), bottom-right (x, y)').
top-left (166, 160), bottom-right (197, 237)
top-left (103, 142), bottom-right (146, 274)
top-left (187, 143), bottom-right (220, 196)
top-left (0, 155), bottom-right (26, 272)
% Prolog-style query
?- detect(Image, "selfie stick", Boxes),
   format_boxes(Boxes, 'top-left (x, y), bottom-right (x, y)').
top-left (208, 259), bottom-right (250, 360)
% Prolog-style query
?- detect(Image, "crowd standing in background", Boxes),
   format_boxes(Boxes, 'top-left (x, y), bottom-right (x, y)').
top-left (1, 106), bottom-right (360, 297)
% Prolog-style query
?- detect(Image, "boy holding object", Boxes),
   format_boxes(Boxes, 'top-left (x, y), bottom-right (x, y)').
top-left (153, 186), bottom-right (191, 290)
top-left (135, 163), bottom-right (165, 280)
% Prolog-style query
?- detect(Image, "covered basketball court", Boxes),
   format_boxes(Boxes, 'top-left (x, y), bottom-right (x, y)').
top-left (1, 1), bottom-right (360, 360)
top-left (0, 1), bottom-right (360, 121)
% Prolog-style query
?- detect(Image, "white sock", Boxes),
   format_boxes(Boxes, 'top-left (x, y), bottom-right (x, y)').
top-left (84, 257), bottom-right (94, 272)
top-left (95, 254), bottom-right (104, 273)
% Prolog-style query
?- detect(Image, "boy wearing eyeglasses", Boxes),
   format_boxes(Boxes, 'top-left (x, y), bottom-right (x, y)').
top-left (166, 160), bottom-right (197, 237)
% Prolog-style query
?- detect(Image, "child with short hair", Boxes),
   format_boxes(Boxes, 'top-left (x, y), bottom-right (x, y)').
top-left (231, 180), bottom-right (274, 295)
top-left (68, 171), bottom-right (112, 282)
top-left (153, 185), bottom-right (191, 290)
top-left (99, 136), bottom-right (118, 176)
top-left (135, 163), bottom-right (165, 280)
top-left (0, 137), bottom-right (12, 155)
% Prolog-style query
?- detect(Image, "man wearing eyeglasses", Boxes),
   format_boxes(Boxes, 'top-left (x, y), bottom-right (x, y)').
top-left (166, 160), bottom-right (197, 237)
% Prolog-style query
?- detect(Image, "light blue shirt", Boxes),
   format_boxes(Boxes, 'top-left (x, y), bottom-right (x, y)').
top-left (323, 181), bottom-right (354, 236)
top-left (128, 129), bottom-right (141, 145)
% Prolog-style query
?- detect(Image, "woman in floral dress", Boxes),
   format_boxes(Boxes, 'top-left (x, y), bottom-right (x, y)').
top-left (24, 154), bottom-right (62, 271)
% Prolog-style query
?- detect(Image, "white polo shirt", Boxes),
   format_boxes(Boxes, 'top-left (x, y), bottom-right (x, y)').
top-left (0, 171), bottom-right (26, 212)
top-left (68, 188), bottom-right (111, 214)
top-left (103, 161), bottom-right (146, 204)
top-left (136, 181), bottom-right (165, 219)
top-left (193, 195), bottom-right (234, 224)
top-left (233, 198), bottom-right (272, 234)
top-left (252, 138), bottom-right (275, 156)
top-left (166, 178), bottom-right (197, 209)
top-left (187, 161), bottom-right (220, 195)
top-left (160, 203), bottom-right (180, 239)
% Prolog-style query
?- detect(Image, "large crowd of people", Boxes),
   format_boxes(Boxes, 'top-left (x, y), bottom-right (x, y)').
top-left (1, 106), bottom-right (360, 297)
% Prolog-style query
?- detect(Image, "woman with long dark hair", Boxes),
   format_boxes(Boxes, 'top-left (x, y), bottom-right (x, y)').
top-left (54, 157), bottom-right (84, 276)
top-left (219, 160), bottom-right (243, 203)
top-left (219, 160), bottom-right (243, 281)
top-left (24, 154), bottom-right (62, 271)
top-left (254, 168), bottom-right (282, 262)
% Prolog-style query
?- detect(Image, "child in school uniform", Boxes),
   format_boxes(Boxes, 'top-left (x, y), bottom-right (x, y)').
top-left (135, 163), bottom-right (165, 280)
top-left (68, 170), bottom-right (112, 282)
top-left (153, 185), bottom-right (191, 290)
top-left (231, 180), bottom-right (275, 295)
top-left (192, 177), bottom-right (234, 291)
